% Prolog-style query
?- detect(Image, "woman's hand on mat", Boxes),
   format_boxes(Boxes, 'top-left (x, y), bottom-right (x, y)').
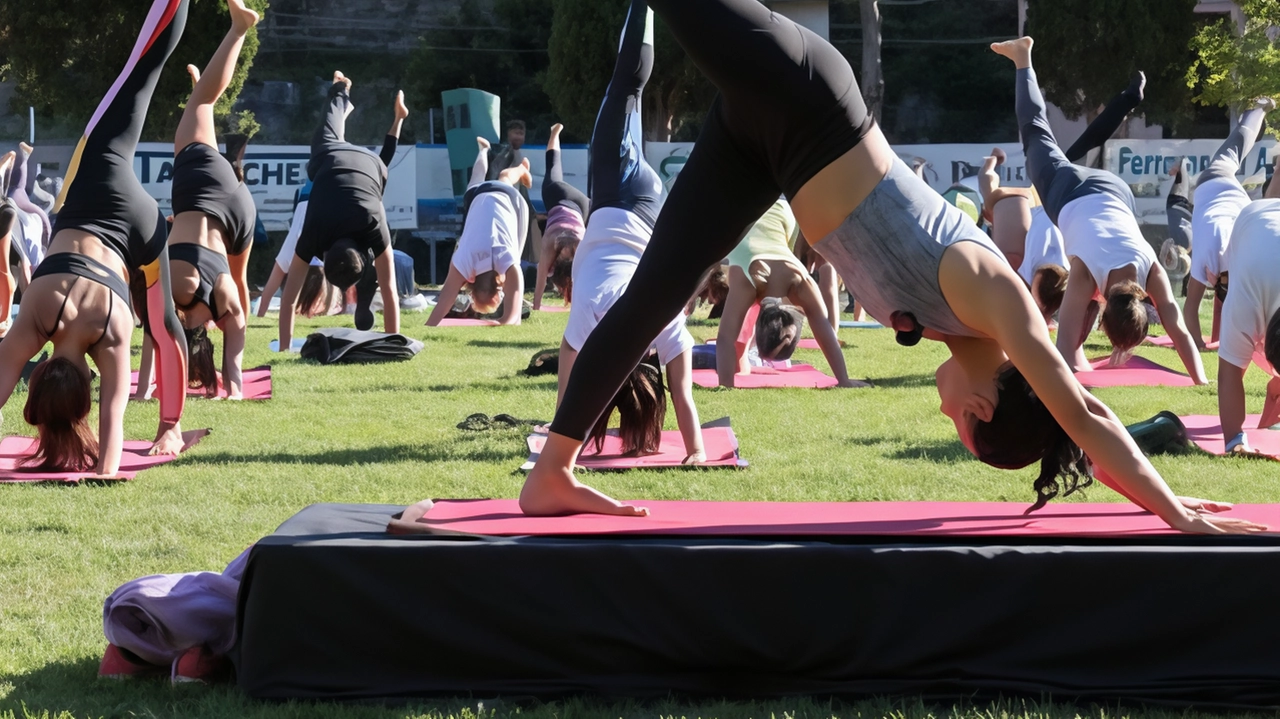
top-left (838, 378), bottom-right (874, 388)
top-left (532, 424), bottom-right (550, 435)
top-left (682, 451), bottom-right (706, 465)
top-left (1106, 348), bottom-right (1134, 368)
top-left (1178, 496), bottom-right (1232, 514)
top-left (1170, 511), bottom-right (1267, 534)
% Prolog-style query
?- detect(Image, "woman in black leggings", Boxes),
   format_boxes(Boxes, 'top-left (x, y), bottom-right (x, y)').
top-left (0, 0), bottom-right (189, 474)
top-left (277, 74), bottom-right (405, 350)
top-left (532, 122), bottom-right (590, 309)
top-left (518, 3), bottom-right (1259, 535)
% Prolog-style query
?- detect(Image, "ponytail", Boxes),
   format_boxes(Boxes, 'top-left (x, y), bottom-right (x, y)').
top-left (588, 355), bottom-right (666, 457)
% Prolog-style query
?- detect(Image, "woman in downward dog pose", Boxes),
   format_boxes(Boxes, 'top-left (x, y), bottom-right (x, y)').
top-left (517, 6), bottom-right (1257, 534)
top-left (533, 122), bottom-right (589, 309)
top-left (425, 139), bottom-right (531, 326)
top-left (138, 0), bottom-right (258, 400)
top-left (1183, 100), bottom-right (1273, 351)
top-left (555, 0), bottom-right (703, 462)
top-left (277, 74), bottom-right (404, 348)
top-left (715, 198), bottom-right (864, 388)
top-left (0, 0), bottom-right (191, 473)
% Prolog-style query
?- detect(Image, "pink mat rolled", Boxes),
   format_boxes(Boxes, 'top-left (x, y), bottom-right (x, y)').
top-left (0, 430), bottom-right (210, 483)
top-left (1074, 355), bottom-right (1194, 388)
top-left (433, 318), bottom-right (499, 327)
top-left (1145, 335), bottom-right (1217, 350)
top-left (389, 498), bottom-right (1279, 538)
top-left (692, 363), bottom-right (837, 389)
top-left (130, 366), bottom-right (272, 400)
top-left (522, 426), bottom-right (746, 471)
top-left (1181, 414), bottom-right (1280, 460)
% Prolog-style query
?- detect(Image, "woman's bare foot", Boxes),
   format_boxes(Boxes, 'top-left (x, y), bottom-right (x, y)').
top-left (394, 90), bottom-right (409, 119)
top-left (990, 147), bottom-right (1007, 165)
top-left (18, 142), bottom-right (32, 155)
top-left (187, 64), bottom-right (201, 86)
top-left (229, 0), bottom-right (260, 34)
top-left (0, 151), bottom-right (14, 177)
top-left (548, 123), bottom-right (564, 151)
top-left (1254, 96), bottom-right (1277, 113)
top-left (519, 464), bottom-right (648, 517)
top-left (476, 136), bottom-right (491, 152)
top-left (990, 37), bottom-right (1033, 68)
top-left (332, 71), bottom-right (351, 92)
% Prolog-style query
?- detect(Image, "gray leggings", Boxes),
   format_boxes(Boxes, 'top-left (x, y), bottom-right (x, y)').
top-left (1201, 107), bottom-right (1267, 182)
top-left (1017, 67), bottom-right (1137, 224)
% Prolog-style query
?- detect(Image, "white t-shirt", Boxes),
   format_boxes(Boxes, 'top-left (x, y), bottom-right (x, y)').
top-left (563, 207), bottom-right (693, 365)
top-left (1017, 205), bottom-right (1067, 287)
top-left (451, 191), bottom-right (522, 282)
top-left (1219, 199), bottom-right (1280, 372)
top-left (1190, 175), bottom-right (1250, 286)
top-left (1057, 191), bottom-right (1156, 294)
top-left (275, 200), bottom-right (322, 272)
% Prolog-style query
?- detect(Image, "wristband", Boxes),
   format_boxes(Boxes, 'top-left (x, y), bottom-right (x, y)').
top-left (1225, 432), bottom-right (1247, 453)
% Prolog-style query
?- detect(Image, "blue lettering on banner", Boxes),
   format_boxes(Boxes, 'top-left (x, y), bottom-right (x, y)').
top-left (287, 164), bottom-right (301, 184)
top-left (156, 162), bottom-right (173, 183)
top-left (243, 162), bottom-right (260, 186)
top-left (262, 162), bottom-right (284, 184)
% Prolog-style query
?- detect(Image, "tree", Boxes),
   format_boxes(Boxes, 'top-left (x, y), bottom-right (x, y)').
top-left (0, 0), bottom-right (267, 141)
top-left (544, 0), bottom-right (712, 144)
top-left (1026, 0), bottom-right (1200, 134)
top-left (1187, 0), bottom-right (1280, 114)
top-left (404, 0), bottom-right (554, 141)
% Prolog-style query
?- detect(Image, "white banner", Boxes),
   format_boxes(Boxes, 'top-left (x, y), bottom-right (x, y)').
top-left (135, 142), bottom-right (417, 232)
top-left (1104, 138), bottom-right (1277, 225)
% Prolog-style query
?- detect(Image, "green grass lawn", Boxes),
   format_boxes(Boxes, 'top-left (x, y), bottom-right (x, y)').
top-left (1, 299), bottom-right (1276, 719)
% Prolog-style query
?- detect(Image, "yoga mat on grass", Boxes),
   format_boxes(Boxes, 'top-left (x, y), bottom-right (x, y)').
top-left (692, 363), bottom-right (836, 389)
top-left (0, 429), bottom-right (209, 483)
top-left (1074, 355), bottom-right (1194, 388)
top-left (269, 338), bottom-right (305, 352)
top-left (433, 318), bottom-right (499, 327)
top-left (387, 498), bottom-right (1279, 538)
top-left (839, 320), bottom-right (884, 329)
top-left (538, 305), bottom-right (570, 313)
top-left (1182, 414), bottom-right (1280, 460)
top-left (130, 366), bottom-right (272, 400)
top-left (1146, 335), bottom-right (1217, 350)
top-left (520, 419), bottom-right (745, 472)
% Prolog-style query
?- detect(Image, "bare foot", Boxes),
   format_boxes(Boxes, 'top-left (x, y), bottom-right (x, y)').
top-left (332, 71), bottom-right (352, 92)
top-left (990, 37), bottom-right (1033, 68)
top-left (18, 142), bottom-right (32, 155)
top-left (186, 64), bottom-right (201, 86)
top-left (1255, 96), bottom-right (1277, 113)
top-left (229, 0), bottom-right (260, 35)
top-left (519, 464), bottom-right (648, 517)
top-left (990, 147), bottom-right (1007, 165)
top-left (476, 136), bottom-right (491, 152)
top-left (0, 151), bottom-right (14, 177)
top-left (518, 157), bottom-right (532, 188)
top-left (394, 90), bottom-right (409, 119)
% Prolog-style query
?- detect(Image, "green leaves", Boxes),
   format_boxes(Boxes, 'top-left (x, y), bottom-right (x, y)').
top-left (1187, 0), bottom-right (1280, 117)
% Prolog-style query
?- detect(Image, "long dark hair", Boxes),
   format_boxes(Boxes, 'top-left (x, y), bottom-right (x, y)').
top-left (297, 266), bottom-right (333, 317)
top-left (756, 298), bottom-right (803, 361)
top-left (970, 363), bottom-right (1093, 513)
top-left (1032, 264), bottom-right (1068, 319)
top-left (1266, 307), bottom-right (1280, 371)
top-left (184, 325), bottom-right (218, 398)
top-left (548, 232), bottom-right (578, 303)
top-left (22, 358), bottom-right (98, 472)
top-left (587, 355), bottom-right (666, 457)
top-left (1100, 279), bottom-right (1148, 352)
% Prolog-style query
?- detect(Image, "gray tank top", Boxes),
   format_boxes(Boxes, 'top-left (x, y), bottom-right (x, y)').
top-left (813, 158), bottom-right (1006, 338)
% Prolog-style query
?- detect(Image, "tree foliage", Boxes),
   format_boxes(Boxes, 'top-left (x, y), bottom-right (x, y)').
top-left (1187, 0), bottom-right (1280, 112)
top-left (544, 0), bottom-right (713, 144)
top-left (1026, 0), bottom-right (1199, 133)
top-left (404, 0), bottom-right (554, 141)
top-left (0, 0), bottom-right (267, 141)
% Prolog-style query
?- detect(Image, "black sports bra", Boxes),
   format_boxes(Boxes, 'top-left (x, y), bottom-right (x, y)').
top-left (169, 243), bottom-right (231, 320)
top-left (29, 253), bottom-right (129, 344)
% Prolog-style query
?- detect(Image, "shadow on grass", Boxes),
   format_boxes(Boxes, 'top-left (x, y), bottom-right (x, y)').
top-left (870, 374), bottom-right (938, 389)
top-left (466, 339), bottom-right (552, 350)
top-left (844, 434), bottom-right (974, 463)
top-left (188, 434), bottom-right (526, 467)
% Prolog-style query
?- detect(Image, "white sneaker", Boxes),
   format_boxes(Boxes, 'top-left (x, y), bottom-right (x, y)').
top-left (400, 293), bottom-right (428, 312)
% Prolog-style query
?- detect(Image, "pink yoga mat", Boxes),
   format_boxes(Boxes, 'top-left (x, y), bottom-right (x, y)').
top-left (433, 318), bottom-right (499, 327)
top-left (1182, 414), bottom-right (1280, 460)
top-left (390, 498), bottom-right (1280, 538)
top-left (1074, 355), bottom-right (1194, 388)
top-left (538, 305), bottom-right (570, 313)
top-left (522, 426), bottom-right (746, 471)
top-left (692, 363), bottom-right (837, 389)
top-left (1146, 335), bottom-right (1218, 350)
top-left (798, 338), bottom-right (821, 350)
top-left (130, 366), bottom-right (272, 400)
top-left (0, 429), bottom-right (210, 483)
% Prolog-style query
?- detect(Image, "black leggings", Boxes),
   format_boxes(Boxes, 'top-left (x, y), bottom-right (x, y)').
top-left (1062, 76), bottom-right (1142, 163)
top-left (587, 0), bottom-right (662, 228)
top-left (549, 0), bottom-right (871, 441)
top-left (1017, 66), bottom-right (1136, 224)
top-left (543, 148), bottom-right (589, 218)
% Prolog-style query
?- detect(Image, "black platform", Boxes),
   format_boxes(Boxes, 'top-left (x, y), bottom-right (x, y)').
top-left (233, 503), bottom-right (1280, 706)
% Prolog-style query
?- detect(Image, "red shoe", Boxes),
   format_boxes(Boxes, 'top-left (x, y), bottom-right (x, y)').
top-left (172, 645), bottom-right (232, 684)
top-left (98, 644), bottom-right (166, 680)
